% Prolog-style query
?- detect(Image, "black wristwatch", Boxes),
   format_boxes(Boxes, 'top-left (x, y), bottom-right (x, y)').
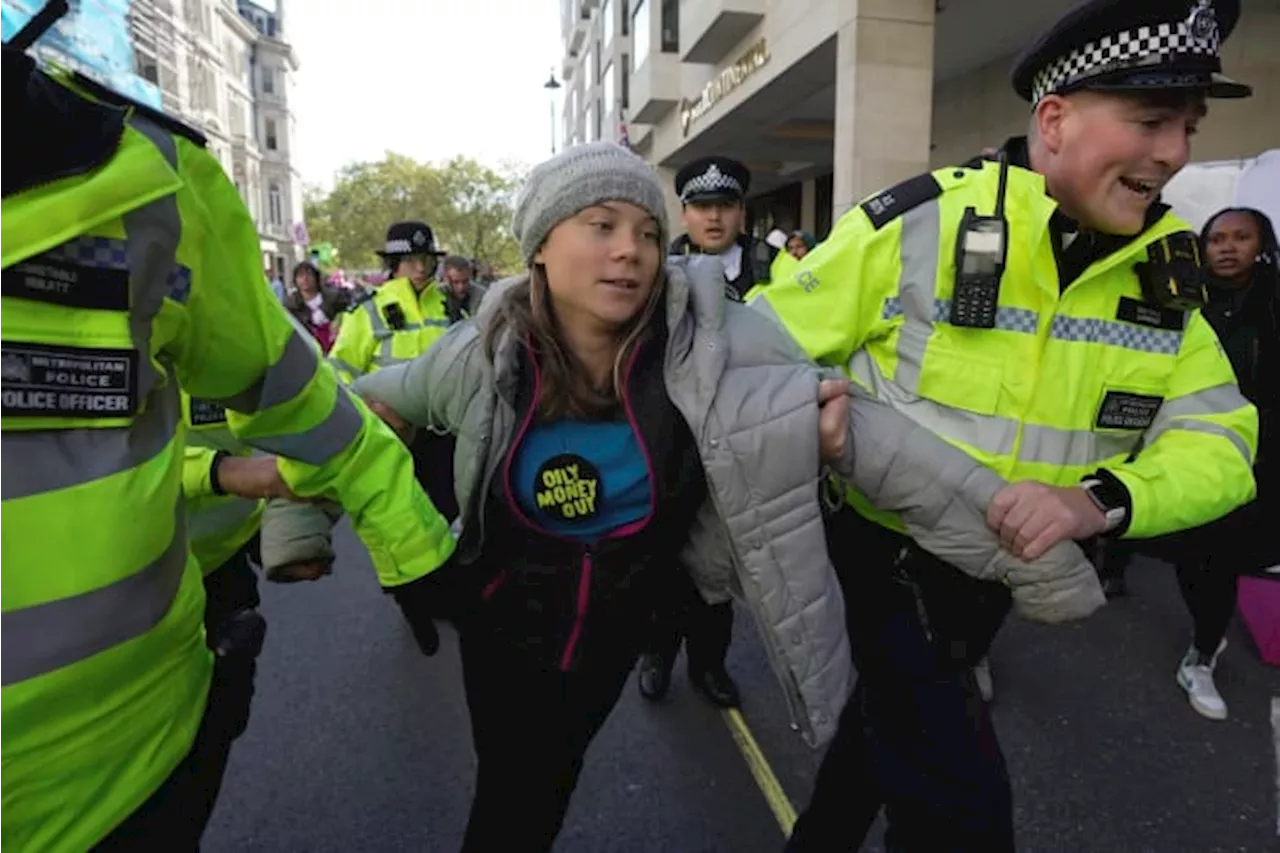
top-left (1080, 476), bottom-right (1128, 534)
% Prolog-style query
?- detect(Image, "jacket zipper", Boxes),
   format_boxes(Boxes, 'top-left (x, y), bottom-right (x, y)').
top-left (559, 551), bottom-right (594, 670)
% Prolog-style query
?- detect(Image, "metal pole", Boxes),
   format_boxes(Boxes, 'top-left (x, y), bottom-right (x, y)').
top-left (549, 98), bottom-right (556, 155)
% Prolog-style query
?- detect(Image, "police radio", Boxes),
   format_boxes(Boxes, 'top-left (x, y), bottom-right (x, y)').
top-left (950, 151), bottom-right (1010, 329)
top-left (1136, 232), bottom-right (1207, 311)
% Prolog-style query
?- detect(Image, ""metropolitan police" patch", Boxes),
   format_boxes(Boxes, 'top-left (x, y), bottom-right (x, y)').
top-left (1, 342), bottom-right (138, 417)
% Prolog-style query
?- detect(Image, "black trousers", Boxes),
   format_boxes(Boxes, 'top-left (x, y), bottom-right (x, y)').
top-left (458, 624), bottom-right (637, 853)
top-left (1098, 516), bottom-right (1245, 658)
top-left (94, 546), bottom-right (264, 852)
top-left (644, 569), bottom-right (734, 674)
top-left (786, 511), bottom-right (1015, 853)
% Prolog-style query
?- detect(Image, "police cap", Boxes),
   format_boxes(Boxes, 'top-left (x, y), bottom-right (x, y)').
top-left (1011, 0), bottom-right (1250, 104)
top-left (675, 156), bottom-right (751, 205)
top-left (377, 221), bottom-right (444, 257)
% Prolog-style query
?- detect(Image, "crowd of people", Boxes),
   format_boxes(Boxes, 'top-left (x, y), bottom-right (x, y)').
top-left (2, 0), bottom-right (1277, 852)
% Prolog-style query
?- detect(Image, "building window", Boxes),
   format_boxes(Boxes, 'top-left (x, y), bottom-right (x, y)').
top-left (602, 62), bottom-right (615, 113)
top-left (268, 183), bottom-right (283, 226)
top-left (265, 118), bottom-right (278, 151)
top-left (621, 58), bottom-right (629, 110)
top-left (136, 52), bottom-right (159, 83)
top-left (660, 0), bottom-right (678, 53)
top-left (631, 0), bottom-right (649, 70)
top-left (621, 0), bottom-right (629, 35)
top-left (262, 66), bottom-right (274, 95)
top-left (602, 0), bottom-right (614, 53)
top-left (595, 99), bottom-right (603, 141)
top-left (585, 101), bottom-right (596, 143)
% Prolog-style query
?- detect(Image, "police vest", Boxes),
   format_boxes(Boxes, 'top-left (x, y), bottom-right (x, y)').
top-left (759, 160), bottom-right (1257, 540)
top-left (327, 277), bottom-right (454, 381)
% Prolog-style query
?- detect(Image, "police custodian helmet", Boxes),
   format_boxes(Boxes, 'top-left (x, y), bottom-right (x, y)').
top-left (1011, 0), bottom-right (1251, 103)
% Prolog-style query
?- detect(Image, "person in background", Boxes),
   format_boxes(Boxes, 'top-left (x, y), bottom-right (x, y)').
top-left (260, 222), bottom-right (463, 582)
top-left (786, 230), bottom-right (817, 261)
top-left (1097, 206), bottom-right (1278, 720)
top-left (639, 155), bottom-right (774, 709)
top-left (283, 260), bottom-right (350, 353)
top-left (441, 254), bottom-right (488, 322)
top-left (266, 266), bottom-right (286, 303)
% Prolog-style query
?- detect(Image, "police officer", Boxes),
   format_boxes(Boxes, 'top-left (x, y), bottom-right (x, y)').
top-left (1, 5), bottom-right (454, 849)
top-left (263, 221), bottom-right (473, 580)
top-left (637, 156), bottom-right (776, 710)
top-left (760, 1), bottom-right (1259, 849)
top-left (669, 156), bottom-right (772, 302)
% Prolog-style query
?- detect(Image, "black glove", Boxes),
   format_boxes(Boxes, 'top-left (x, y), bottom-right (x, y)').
top-left (389, 578), bottom-right (442, 656)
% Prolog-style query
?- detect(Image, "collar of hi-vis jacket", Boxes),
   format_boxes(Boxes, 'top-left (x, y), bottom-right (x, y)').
top-left (963, 140), bottom-right (1187, 289)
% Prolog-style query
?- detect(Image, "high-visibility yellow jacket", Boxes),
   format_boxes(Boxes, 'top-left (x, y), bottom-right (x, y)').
top-left (327, 276), bottom-right (455, 382)
top-left (758, 158), bottom-right (1257, 539)
top-left (181, 392), bottom-right (264, 575)
top-left (1, 65), bottom-right (453, 853)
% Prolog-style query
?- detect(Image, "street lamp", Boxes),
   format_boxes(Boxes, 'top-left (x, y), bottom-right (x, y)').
top-left (544, 69), bottom-right (562, 156)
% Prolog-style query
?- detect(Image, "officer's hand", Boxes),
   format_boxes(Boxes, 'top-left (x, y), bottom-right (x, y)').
top-left (818, 378), bottom-right (851, 463)
top-left (363, 396), bottom-right (410, 441)
top-left (271, 561), bottom-right (332, 583)
top-left (216, 455), bottom-right (301, 501)
top-left (987, 481), bottom-right (1108, 561)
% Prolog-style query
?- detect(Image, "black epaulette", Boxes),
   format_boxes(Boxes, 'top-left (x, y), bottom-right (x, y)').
top-left (71, 71), bottom-right (208, 148)
top-left (346, 289), bottom-right (376, 312)
top-left (859, 173), bottom-right (943, 231)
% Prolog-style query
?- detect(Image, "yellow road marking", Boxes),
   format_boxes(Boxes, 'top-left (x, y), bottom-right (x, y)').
top-left (722, 707), bottom-right (798, 836)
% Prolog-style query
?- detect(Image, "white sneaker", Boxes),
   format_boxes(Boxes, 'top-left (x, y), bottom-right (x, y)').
top-left (1176, 640), bottom-right (1228, 721)
top-left (973, 657), bottom-right (994, 703)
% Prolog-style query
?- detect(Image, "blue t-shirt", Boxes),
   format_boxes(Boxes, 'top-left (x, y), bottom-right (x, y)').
top-left (511, 418), bottom-right (651, 543)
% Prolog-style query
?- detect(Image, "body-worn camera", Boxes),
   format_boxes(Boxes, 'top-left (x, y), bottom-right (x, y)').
top-left (382, 303), bottom-right (408, 330)
top-left (1136, 231), bottom-right (1207, 311)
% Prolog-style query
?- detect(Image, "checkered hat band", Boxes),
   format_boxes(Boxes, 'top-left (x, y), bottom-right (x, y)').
top-left (383, 239), bottom-right (413, 254)
top-left (1031, 20), bottom-right (1220, 103)
top-left (681, 171), bottom-right (743, 202)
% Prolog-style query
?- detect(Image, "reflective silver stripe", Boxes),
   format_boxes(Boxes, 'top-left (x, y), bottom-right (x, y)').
top-left (1, 501), bottom-right (188, 686)
top-left (892, 200), bottom-right (941, 394)
top-left (0, 386), bottom-right (179, 501)
top-left (1018, 422), bottom-right (1139, 467)
top-left (1143, 383), bottom-right (1255, 465)
top-left (364, 299), bottom-right (389, 334)
top-left (370, 355), bottom-right (414, 369)
top-left (189, 496), bottom-right (261, 542)
top-left (1049, 315), bottom-right (1183, 355)
top-left (211, 330), bottom-right (318, 414)
top-left (1147, 383), bottom-right (1251, 436)
top-left (328, 355), bottom-right (363, 379)
top-left (122, 118), bottom-right (182, 405)
top-left (851, 349), bottom-right (1138, 468)
top-left (882, 297), bottom-right (1040, 335)
top-left (250, 387), bottom-right (363, 465)
top-left (1156, 419), bottom-right (1254, 466)
top-left (849, 349), bottom-right (1014, 457)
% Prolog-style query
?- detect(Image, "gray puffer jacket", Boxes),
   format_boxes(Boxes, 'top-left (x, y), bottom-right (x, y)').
top-left (273, 255), bottom-right (1102, 746)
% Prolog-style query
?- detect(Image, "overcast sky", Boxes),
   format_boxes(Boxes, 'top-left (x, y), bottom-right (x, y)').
top-left (287, 0), bottom-right (563, 188)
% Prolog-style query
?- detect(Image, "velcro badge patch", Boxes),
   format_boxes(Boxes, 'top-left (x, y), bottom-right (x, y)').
top-left (189, 398), bottom-right (228, 426)
top-left (1, 342), bottom-right (138, 417)
top-left (1096, 390), bottom-right (1163, 430)
top-left (2, 255), bottom-right (130, 311)
top-left (1116, 297), bottom-right (1185, 331)
top-left (860, 174), bottom-right (943, 230)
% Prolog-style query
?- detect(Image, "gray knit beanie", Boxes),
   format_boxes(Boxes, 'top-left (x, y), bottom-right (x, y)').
top-left (511, 141), bottom-right (669, 263)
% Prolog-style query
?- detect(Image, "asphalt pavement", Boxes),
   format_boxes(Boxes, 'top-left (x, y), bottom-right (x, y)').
top-left (204, 522), bottom-right (1279, 852)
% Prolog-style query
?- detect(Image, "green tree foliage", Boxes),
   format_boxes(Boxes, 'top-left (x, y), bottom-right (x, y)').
top-left (303, 154), bottom-right (526, 274)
